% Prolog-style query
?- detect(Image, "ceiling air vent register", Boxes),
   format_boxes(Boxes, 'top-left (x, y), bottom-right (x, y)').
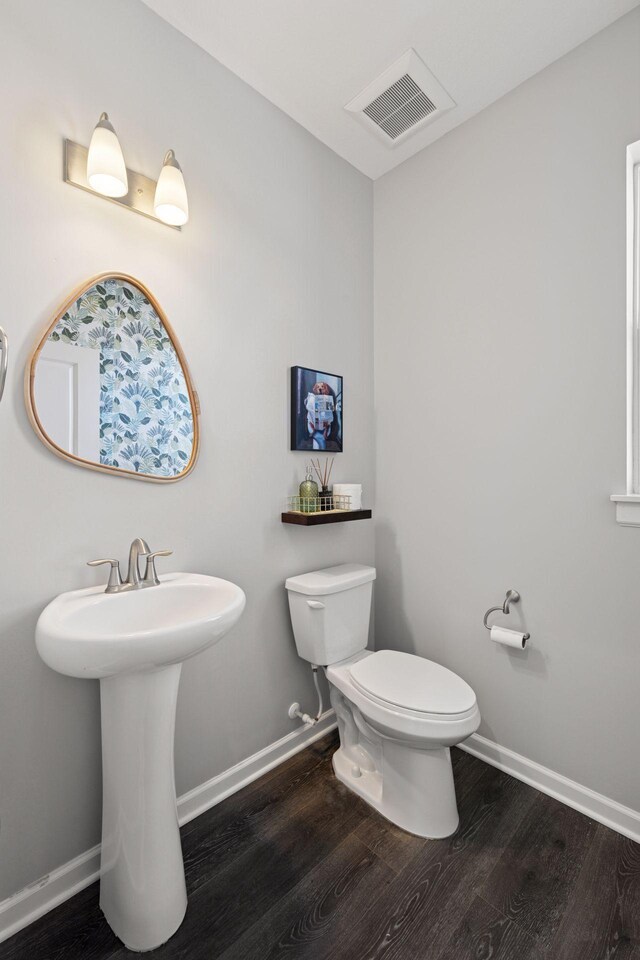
top-left (363, 75), bottom-right (436, 140)
top-left (346, 49), bottom-right (455, 147)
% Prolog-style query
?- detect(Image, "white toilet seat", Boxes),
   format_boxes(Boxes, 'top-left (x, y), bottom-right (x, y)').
top-left (349, 649), bottom-right (477, 719)
top-left (349, 680), bottom-right (479, 723)
top-left (327, 650), bottom-right (480, 747)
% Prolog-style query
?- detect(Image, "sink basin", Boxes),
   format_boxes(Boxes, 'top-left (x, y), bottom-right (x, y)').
top-left (36, 572), bottom-right (246, 678)
top-left (36, 572), bottom-right (245, 952)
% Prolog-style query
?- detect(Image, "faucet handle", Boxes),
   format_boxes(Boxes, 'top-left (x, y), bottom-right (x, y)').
top-left (87, 558), bottom-right (123, 593)
top-left (143, 549), bottom-right (173, 586)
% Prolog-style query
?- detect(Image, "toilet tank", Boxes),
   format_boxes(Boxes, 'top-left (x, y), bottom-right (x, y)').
top-left (285, 563), bottom-right (376, 665)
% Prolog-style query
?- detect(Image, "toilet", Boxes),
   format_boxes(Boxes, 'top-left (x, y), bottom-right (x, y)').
top-left (286, 563), bottom-right (480, 838)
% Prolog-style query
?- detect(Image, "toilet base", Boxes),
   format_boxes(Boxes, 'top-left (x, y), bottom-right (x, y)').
top-left (329, 673), bottom-right (461, 839)
top-left (332, 741), bottom-right (459, 839)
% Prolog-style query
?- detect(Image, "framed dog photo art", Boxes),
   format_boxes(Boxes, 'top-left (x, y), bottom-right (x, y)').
top-left (291, 366), bottom-right (343, 452)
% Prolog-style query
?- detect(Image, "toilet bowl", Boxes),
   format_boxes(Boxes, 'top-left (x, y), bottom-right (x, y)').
top-left (286, 563), bottom-right (480, 838)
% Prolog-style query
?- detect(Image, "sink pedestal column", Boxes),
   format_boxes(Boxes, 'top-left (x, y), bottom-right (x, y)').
top-left (99, 663), bottom-right (187, 952)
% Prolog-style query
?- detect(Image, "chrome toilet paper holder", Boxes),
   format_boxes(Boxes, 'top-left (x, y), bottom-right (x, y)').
top-left (483, 589), bottom-right (530, 640)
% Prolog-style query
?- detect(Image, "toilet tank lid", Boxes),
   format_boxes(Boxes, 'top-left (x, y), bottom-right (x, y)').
top-left (285, 563), bottom-right (376, 596)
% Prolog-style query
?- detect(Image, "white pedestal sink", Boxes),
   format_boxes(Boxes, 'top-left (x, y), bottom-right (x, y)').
top-left (36, 572), bottom-right (246, 952)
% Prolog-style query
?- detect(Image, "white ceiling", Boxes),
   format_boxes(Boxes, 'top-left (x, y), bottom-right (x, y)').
top-left (142, 0), bottom-right (640, 179)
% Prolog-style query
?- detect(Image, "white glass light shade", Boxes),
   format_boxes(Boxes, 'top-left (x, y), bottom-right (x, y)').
top-left (87, 113), bottom-right (128, 198)
top-left (154, 151), bottom-right (189, 226)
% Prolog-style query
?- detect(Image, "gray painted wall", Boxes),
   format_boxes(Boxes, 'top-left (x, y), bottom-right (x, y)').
top-left (0, 0), bottom-right (374, 900)
top-left (374, 10), bottom-right (640, 810)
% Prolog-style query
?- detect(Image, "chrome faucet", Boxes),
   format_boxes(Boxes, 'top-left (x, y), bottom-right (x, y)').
top-left (88, 538), bottom-right (173, 594)
top-left (127, 537), bottom-right (150, 588)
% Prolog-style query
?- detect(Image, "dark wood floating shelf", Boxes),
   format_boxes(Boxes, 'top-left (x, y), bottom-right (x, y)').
top-left (282, 509), bottom-right (372, 526)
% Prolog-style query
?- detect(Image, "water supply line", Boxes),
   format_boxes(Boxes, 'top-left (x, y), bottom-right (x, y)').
top-left (288, 664), bottom-right (324, 726)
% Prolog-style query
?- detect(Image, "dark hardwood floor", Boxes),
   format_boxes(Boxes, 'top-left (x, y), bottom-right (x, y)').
top-left (2, 731), bottom-right (639, 960)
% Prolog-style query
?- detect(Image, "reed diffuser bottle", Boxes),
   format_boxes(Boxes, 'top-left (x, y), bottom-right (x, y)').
top-left (310, 457), bottom-right (335, 511)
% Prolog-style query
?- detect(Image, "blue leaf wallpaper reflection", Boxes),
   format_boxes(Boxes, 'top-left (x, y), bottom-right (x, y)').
top-left (48, 278), bottom-right (194, 476)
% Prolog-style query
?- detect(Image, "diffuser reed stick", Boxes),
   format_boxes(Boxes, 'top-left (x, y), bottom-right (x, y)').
top-left (311, 457), bottom-right (335, 490)
top-left (326, 457), bottom-right (334, 489)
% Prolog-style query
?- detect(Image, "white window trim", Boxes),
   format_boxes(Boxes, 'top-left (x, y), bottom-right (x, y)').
top-left (612, 139), bottom-right (640, 525)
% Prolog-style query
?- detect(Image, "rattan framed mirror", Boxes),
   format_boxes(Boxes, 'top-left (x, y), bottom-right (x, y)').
top-left (25, 272), bottom-right (200, 482)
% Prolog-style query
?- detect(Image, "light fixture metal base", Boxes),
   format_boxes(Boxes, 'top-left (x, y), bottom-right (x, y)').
top-left (64, 140), bottom-right (180, 231)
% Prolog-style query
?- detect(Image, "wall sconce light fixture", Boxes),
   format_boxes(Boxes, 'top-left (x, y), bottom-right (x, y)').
top-left (154, 151), bottom-right (189, 226)
top-left (86, 113), bottom-right (128, 198)
top-left (64, 112), bottom-right (189, 231)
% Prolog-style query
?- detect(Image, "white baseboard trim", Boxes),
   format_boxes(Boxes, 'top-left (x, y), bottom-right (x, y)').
top-left (0, 844), bottom-right (102, 949)
top-left (177, 710), bottom-right (336, 826)
top-left (459, 733), bottom-right (640, 843)
top-left (0, 710), bottom-right (337, 946)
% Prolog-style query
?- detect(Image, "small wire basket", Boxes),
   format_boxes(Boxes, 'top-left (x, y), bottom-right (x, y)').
top-left (287, 493), bottom-right (352, 515)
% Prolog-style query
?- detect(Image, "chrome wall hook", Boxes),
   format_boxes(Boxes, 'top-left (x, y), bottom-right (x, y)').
top-left (483, 589), bottom-right (530, 640)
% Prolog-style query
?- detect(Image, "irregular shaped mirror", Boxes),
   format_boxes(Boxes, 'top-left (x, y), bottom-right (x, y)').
top-left (26, 273), bottom-right (199, 481)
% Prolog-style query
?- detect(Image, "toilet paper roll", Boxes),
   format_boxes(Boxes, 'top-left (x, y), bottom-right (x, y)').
top-left (332, 483), bottom-right (362, 510)
top-left (490, 625), bottom-right (528, 649)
